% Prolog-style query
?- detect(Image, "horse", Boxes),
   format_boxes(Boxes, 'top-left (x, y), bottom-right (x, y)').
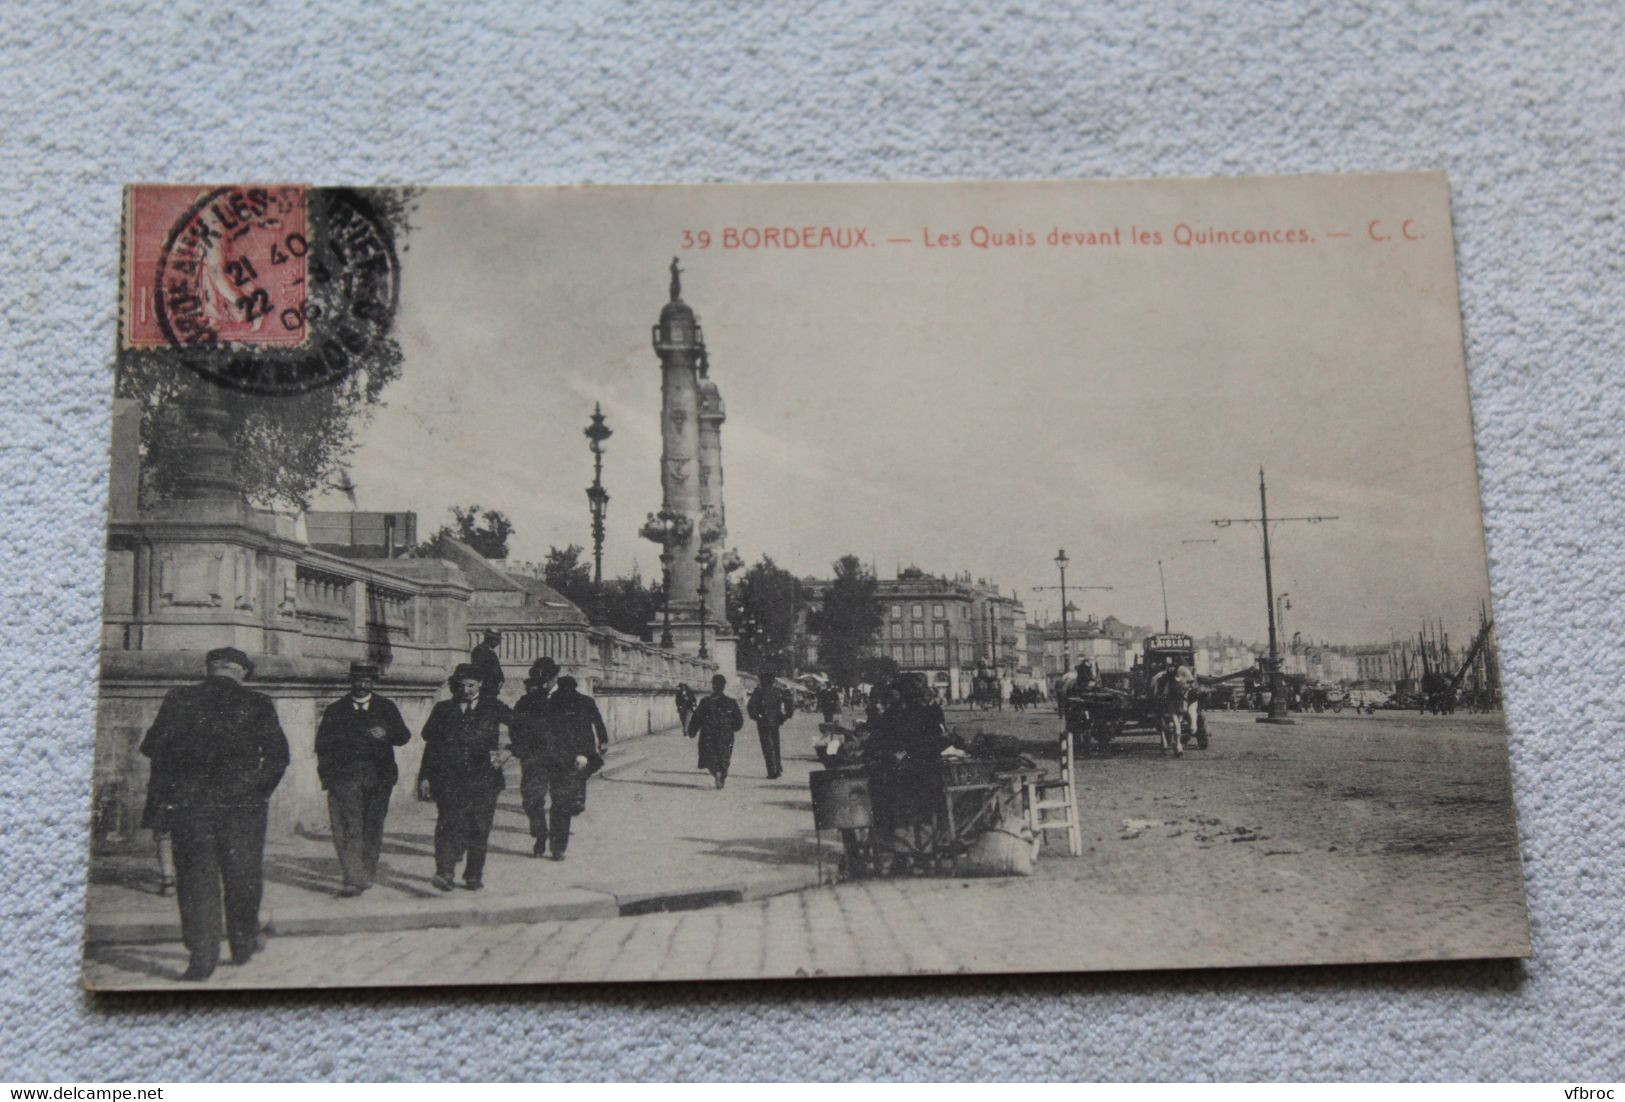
top-left (1149, 665), bottom-right (1198, 757)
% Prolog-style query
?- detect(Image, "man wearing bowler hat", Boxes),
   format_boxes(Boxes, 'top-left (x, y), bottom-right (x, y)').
top-left (140, 647), bottom-right (289, 981)
top-left (315, 660), bottom-right (412, 897)
top-left (528, 674), bottom-right (608, 860)
top-left (417, 662), bottom-right (512, 891)
top-left (509, 656), bottom-right (560, 855)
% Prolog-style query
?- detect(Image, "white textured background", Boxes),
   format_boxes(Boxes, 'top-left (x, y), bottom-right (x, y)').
top-left (3, 0), bottom-right (1621, 1082)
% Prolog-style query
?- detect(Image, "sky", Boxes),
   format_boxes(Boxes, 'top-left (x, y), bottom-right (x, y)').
top-left (311, 176), bottom-right (1494, 649)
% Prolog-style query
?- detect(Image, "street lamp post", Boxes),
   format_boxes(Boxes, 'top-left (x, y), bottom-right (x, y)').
top-left (1055, 550), bottom-right (1070, 669)
top-left (695, 546), bottom-right (716, 660)
top-left (1033, 550), bottom-right (1114, 680)
top-left (583, 403), bottom-right (612, 618)
top-left (659, 550), bottom-right (675, 649)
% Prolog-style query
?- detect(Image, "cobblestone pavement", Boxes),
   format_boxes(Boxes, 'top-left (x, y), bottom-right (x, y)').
top-left (84, 708), bottom-right (1528, 989)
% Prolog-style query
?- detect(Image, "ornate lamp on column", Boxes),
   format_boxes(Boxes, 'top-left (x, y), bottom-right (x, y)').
top-left (640, 508), bottom-right (693, 650)
top-left (583, 403), bottom-right (612, 620)
top-left (695, 546), bottom-right (716, 659)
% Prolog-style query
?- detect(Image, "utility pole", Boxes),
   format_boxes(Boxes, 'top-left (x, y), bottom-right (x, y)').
top-left (1033, 548), bottom-right (1111, 676)
top-left (1157, 559), bottom-right (1171, 633)
top-left (1211, 467), bottom-right (1338, 725)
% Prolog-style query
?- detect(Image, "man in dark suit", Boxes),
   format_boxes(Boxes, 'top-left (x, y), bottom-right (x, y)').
top-left (140, 647), bottom-right (290, 981)
top-left (509, 657), bottom-right (560, 856)
top-left (746, 670), bottom-right (796, 780)
top-left (529, 675), bottom-right (608, 860)
top-left (470, 629), bottom-right (505, 699)
top-left (315, 660), bottom-right (412, 897)
top-left (417, 663), bottom-right (512, 891)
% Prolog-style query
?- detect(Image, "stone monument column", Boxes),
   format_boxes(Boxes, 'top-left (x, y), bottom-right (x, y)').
top-left (645, 259), bottom-right (704, 634)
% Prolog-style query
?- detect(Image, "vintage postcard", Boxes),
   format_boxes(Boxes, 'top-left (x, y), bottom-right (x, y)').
top-left (86, 173), bottom-right (1528, 990)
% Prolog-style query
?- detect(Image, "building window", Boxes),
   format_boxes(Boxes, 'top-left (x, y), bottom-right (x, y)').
top-left (933, 603), bottom-right (945, 618)
top-left (891, 603), bottom-right (902, 619)
top-left (912, 643), bottom-right (926, 665)
top-left (933, 623), bottom-right (945, 639)
top-left (934, 644), bottom-right (947, 665)
top-left (911, 622), bottom-right (924, 640)
top-left (911, 603), bottom-right (924, 619)
top-left (890, 622), bottom-right (902, 640)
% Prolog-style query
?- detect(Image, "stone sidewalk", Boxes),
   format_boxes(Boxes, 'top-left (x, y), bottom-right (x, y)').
top-left (85, 712), bottom-right (836, 944)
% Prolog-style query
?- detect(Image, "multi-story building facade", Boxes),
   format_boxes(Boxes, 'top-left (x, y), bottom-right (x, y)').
top-left (1354, 646), bottom-right (1398, 685)
top-left (1192, 634), bottom-right (1260, 679)
top-left (794, 567), bottom-right (1028, 699)
top-left (1033, 615), bottom-right (1141, 678)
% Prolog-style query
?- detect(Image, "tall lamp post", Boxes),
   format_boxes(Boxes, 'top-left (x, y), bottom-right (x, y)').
top-left (659, 548), bottom-right (675, 648)
top-left (1055, 550), bottom-right (1070, 669)
top-left (583, 403), bottom-right (612, 618)
top-left (695, 546), bottom-right (716, 660)
top-left (1033, 549), bottom-right (1112, 678)
top-left (1212, 468), bottom-right (1337, 725)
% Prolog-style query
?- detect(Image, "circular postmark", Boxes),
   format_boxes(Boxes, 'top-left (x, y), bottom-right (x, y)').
top-left (154, 186), bottom-right (400, 395)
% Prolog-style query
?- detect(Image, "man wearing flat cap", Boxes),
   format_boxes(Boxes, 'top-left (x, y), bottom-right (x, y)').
top-left (470, 629), bottom-right (505, 700)
top-left (315, 661), bottom-right (412, 897)
top-left (140, 647), bottom-right (290, 981)
top-left (508, 656), bottom-right (560, 855)
top-left (417, 662), bottom-right (513, 891)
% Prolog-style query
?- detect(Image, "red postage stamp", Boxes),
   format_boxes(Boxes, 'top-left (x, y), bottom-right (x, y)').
top-left (123, 185), bottom-right (310, 349)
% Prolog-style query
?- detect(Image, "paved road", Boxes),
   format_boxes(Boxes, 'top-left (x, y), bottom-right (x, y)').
top-left (85, 708), bottom-right (1528, 989)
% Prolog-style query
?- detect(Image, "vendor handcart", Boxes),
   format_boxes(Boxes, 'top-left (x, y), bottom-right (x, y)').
top-left (810, 755), bottom-right (1045, 879)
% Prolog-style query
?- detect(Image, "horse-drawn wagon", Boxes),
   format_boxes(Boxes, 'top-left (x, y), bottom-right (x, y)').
top-left (1060, 633), bottom-right (1209, 755)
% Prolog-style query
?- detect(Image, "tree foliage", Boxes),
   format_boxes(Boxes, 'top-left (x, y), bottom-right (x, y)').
top-left (541, 543), bottom-right (593, 606)
top-left (115, 187), bottom-right (422, 511)
top-left (415, 504), bottom-right (514, 560)
top-left (598, 574), bottom-right (664, 640)
top-left (727, 555), bottom-right (801, 678)
top-left (813, 554), bottom-right (884, 687)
